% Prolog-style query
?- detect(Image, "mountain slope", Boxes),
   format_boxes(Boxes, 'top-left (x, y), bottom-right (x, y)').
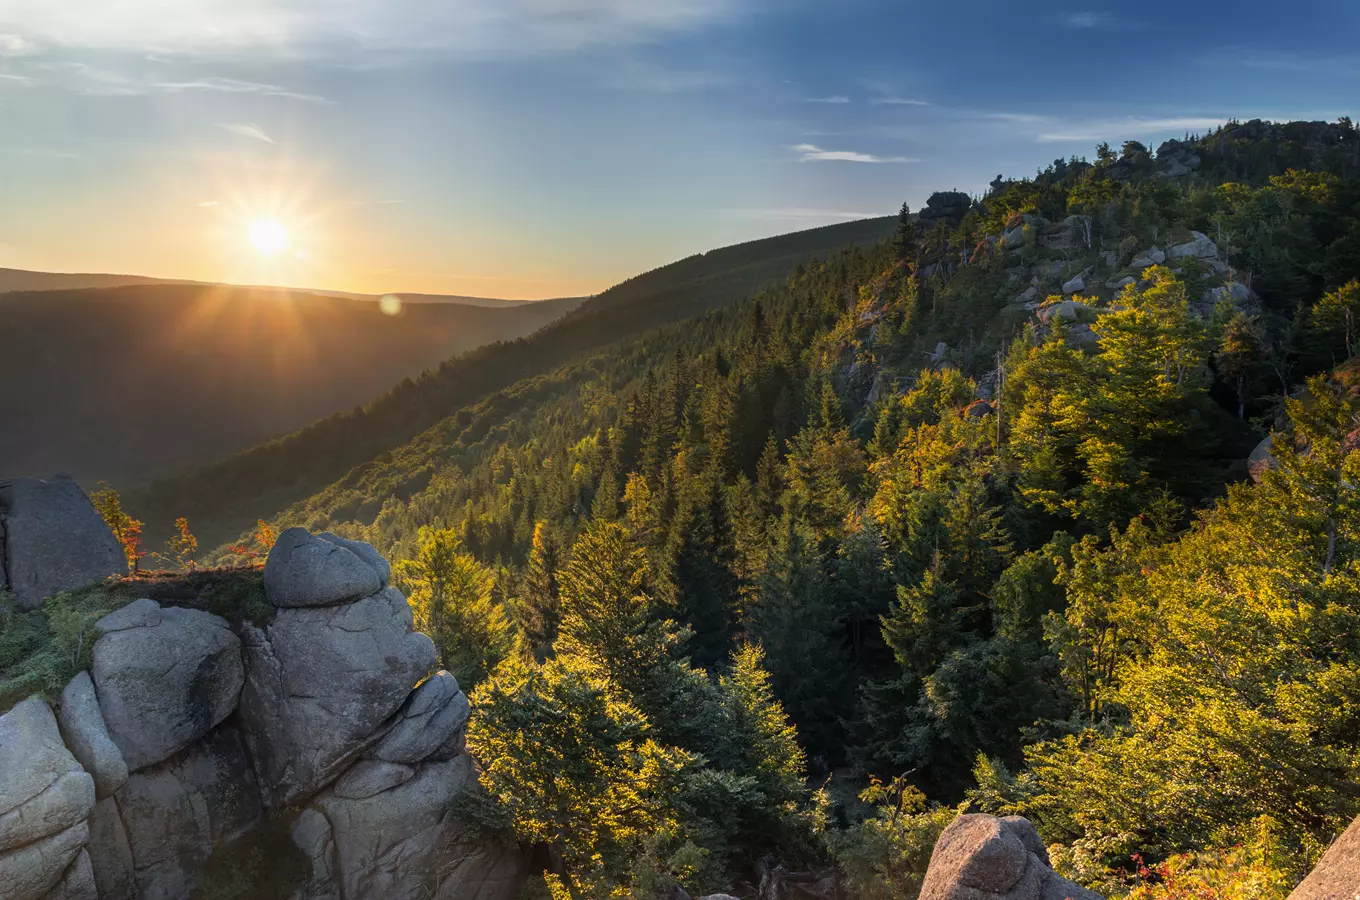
top-left (129, 216), bottom-right (896, 547)
top-left (0, 285), bottom-right (581, 483)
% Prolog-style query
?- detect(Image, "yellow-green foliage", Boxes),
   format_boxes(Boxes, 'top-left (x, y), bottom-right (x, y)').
top-left (827, 783), bottom-right (961, 900)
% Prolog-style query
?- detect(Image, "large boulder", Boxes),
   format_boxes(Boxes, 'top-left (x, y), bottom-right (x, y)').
top-left (0, 697), bottom-right (97, 900)
top-left (58, 671), bottom-right (128, 799)
top-left (91, 602), bottom-right (244, 772)
top-left (297, 754), bottom-right (525, 900)
top-left (240, 587), bottom-right (437, 805)
top-left (112, 725), bottom-right (263, 900)
top-left (316, 532), bottom-right (391, 587)
top-left (1290, 814), bottom-right (1360, 899)
top-left (1167, 230), bottom-right (1218, 260)
top-left (264, 527), bottom-right (384, 608)
top-left (1248, 435), bottom-right (1277, 484)
top-left (370, 671), bottom-right (470, 765)
top-left (0, 475), bottom-right (126, 610)
top-left (919, 191), bottom-right (972, 225)
top-left (919, 814), bottom-right (1102, 900)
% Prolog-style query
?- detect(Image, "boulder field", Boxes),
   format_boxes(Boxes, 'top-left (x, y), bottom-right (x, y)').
top-left (0, 490), bottom-right (526, 900)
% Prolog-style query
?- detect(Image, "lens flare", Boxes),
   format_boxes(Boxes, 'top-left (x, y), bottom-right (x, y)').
top-left (379, 294), bottom-right (402, 316)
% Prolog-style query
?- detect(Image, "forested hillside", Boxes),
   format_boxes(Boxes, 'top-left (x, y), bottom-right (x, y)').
top-left (130, 118), bottom-right (1360, 897)
top-left (0, 286), bottom-right (581, 484)
top-left (129, 216), bottom-right (896, 549)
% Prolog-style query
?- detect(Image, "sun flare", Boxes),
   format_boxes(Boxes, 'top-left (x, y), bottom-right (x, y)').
top-left (248, 218), bottom-right (290, 256)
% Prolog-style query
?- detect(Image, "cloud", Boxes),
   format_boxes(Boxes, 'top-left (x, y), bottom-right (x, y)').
top-left (0, 33), bottom-right (38, 56)
top-left (1055, 11), bottom-right (1142, 29)
top-left (197, 200), bottom-right (220, 207)
top-left (0, 0), bottom-right (747, 59)
top-left (791, 143), bottom-right (916, 163)
top-left (871, 97), bottom-right (929, 106)
top-left (151, 76), bottom-right (332, 103)
top-left (806, 95), bottom-right (850, 104)
top-left (219, 122), bottom-right (275, 143)
top-left (1036, 116), bottom-right (1229, 142)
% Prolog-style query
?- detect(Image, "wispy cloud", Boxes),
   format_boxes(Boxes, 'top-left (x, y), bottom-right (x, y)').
top-left (1036, 116), bottom-right (1228, 142)
top-left (197, 200), bottom-right (220, 207)
top-left (791, 143), bottom-right (916, 163)
top-left (806, 95), bottom-right (850, 104)
top-left (0, 0), bottom-right (747, 59)
top-left (871, 97), bottom-right (929, 106)
top-left (1055, 11), bottom-right (1143, 30)
top-left (151, 76), bottom-right (332, 103)
top-left (219, 122), bottom-right (275, 144)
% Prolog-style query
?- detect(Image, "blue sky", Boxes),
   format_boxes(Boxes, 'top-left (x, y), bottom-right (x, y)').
top-left (0, 0), bottom-right (1356, 297)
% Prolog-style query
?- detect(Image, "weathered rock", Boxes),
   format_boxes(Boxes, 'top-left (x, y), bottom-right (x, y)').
top-left (1067, 323), bottom-right (1100, 350)
top-left (1012, 286), bottom-right (1040, 308)
top-left (919, 814), bottom-right (1101, 900)
top-left (919, 191), bottom-right (972, 224)
top-left (333, 761), bottom-right (417, 800)
top-left (1037, 299), bottom-right (1096, 325)
top-left (264, 527), bottom-right (384, 608)
top-left (1203, 282), bottom-right (1256, 307)
top-left (370, 672), bottom-right (470, 765)
top-left (1248, 435), bottom-right (1277, 484)
top-left (299, 754), bottom-right (524, 900)
top-left (1289, 813), bottom-right (1360, 900)
top-left (316, 533), bottom-right (391, 587)
top-left (0, 696), bottom-right (96, 854)
top-left (965, 400), bottom-right (993, 419)
top-left (58, 671), bottom-right (128, 799)
top-left (1167, 230), bottom-right (1218, 260)
top-left (92, 603), bottom-right (244, 771)
top-left (1061, 274), bottom-right (1085, 294)
top-left (94, 598), bottom-right (161, 634)
top-left (114, 725), bottom-right (263, 900)
top-left (0, 475), bottom-right (126, 610)
top-left (1106, 275), bottom-right (1136, 291)
top-left (1040, 215), bottom-right (1091, 251)
top-left (45, 848), bottom-right (97, 900)
top-left (1130, 248), bottom-right (1165, 270)
top-left (0, 820), bottom-right (89, 900)
top-left (86, 797), bottom-right (135, 900)
top-left (240, 587), bottom-right (437, 805)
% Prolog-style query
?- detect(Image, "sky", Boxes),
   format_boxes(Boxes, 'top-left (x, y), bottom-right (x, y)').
top-left (1, 1), bottom-right (1357, 299)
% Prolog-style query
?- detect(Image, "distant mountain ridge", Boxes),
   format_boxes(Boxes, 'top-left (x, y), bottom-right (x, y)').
top-left (0, 284), bottom-right (584, 484)
top-left (129, 215), bottom-right (897, 548)
top-left (0, 267), bottom-right (582, 308)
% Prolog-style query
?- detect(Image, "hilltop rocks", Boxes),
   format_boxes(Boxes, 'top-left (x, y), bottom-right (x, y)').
top-left (264, 527), bottom-right (385, 608)
top-left (0, 475), bottom-right (126, 610)
top-left (1037, 299), bottom-right (1097, 325)
top-left (1062, 273), bottom-right (1087, 294)
top-left (919, 814), bottom-right (1101, 900)
top-left (919, 191), bottom-right (972, 226)
top-left (1168, 231), bottom-right (1218, 260)
top-left (57, 673), bottom-right (128, 799)
top-left (91, 602), bottom-right (244, 771)
top-left (0, 697), bottom-right (97, 900)
top-left (1130, 248), bottom-right (1166, 270)
top-left (1288, 814), bottom-right (1360, 900)
top-left (1155, 138), bottom-right (1202, 178)
top-left (240, 586), bottom-right (437, 805)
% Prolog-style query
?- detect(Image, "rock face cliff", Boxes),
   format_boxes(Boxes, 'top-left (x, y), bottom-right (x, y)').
top-left (0, 482), bottom-right (526, 900)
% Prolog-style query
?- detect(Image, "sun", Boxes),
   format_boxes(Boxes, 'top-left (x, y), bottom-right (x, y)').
top-left (248, 218), bottom-right (290, 256)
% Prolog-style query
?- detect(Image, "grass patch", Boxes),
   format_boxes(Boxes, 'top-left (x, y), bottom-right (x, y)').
top-left (0, 567), bottom-right (269, 713)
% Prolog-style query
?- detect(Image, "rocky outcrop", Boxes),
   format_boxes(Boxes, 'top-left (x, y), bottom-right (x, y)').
top-left (1289, 814), bottom-right (1360, 899)
top-left (1249, 435), bottom-right (1278, 483)
top-left (919, 814), bottom-right (1101, 900)
top-left (263, 527), bottom-right (385, 608)
top-left (919, 191), bottom-right (972, 226)
top-left (0, 475), bottom-right (126, 610)
top-left (239, 586), bottom-right (437, 805)
top-left (0, 473), bottom-right (522, 900)
top-left (57, 673), bottom-right (128, 800)
top-left (0, 697), bottom-right (97, 900)
top-left (1167, 231), bottom-right (1218, 261)
top-left (91, 602), bottom-right (244, 772)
